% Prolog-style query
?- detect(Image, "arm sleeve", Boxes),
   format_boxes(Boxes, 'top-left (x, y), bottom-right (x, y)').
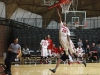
top-left (27, 48), bottom-right (30, 54)
top-left (9, 44), bottom-right (12, 48)
top-left (22, 48), bottom-right (25, 54)
top-left (18, 45), bottom-right (21, 50)
top-left (77, 42), bottom-right (79, 46)
top-left (40, 40), bottom-right (42, 45)
top-left (60, 21), bottom-right (63, 26)
top-left (81, 43), bottom-right (83, 46)
top-left (27, 48), bottom-right (29, 51)
top-left (67, 28), bottom-right (70, 36)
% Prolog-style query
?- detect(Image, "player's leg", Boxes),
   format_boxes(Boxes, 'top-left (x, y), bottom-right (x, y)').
top-left (48, 50), bottom-right (52, 63)
top-left (49, 52), bottom-right (69, 73)
top-left (4, 52), bottom-right (17, 75)
top-left (40, 48), bottom-right (44, 64)
top-left (66, 40), bottom-right (74, 55)
top-left (40, 48), bottom-right (47, 64)
top-left (45, 48), bottom-right (49, 64)
top-left (72, 53), bottom-right (86, 67)
top-left (4, 52), bottom-right (12, 74)
top-left (79, 53), bottom-right (86, 67)
top-left (77, 53), bottom-right (86, 67)
top-left (59, 37), bottom-right (69, 55)
top-left (49, 58), bottom-right (62, 73)
top-left (59, 37), bottom-right (70, 64)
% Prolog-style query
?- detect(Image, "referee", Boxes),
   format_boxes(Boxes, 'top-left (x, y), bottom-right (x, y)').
top-left (4, 38), bottom-right (21, 75)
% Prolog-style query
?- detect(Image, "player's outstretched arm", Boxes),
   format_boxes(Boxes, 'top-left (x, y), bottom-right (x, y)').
top-left (57, 8), bottom-right (62, 23)
top-left (67, 35), bottom-right (70, 42)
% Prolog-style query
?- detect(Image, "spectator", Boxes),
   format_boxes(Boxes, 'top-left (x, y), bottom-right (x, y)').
top-left (57, 46), bottom-right (64, 54)
top-left (97, 40), bottom-right (100, 44)
top-left (90, 43), bottom-right (99, 62)
top-left (22, 45), bottom-right (30, 59)
top-left (76, 45), bottom-right (84, 58)
top-left (85, 45), bottom-right (90, 54)
top-left (52, 44), bottom-right (58, 57)
top-left (96, 43), bottom-right (100, 57)
top-left (56, 46), bottom-right (64, 58)
top-left (85, 45), bottom-right (92, 61)
top-left (77, 38), bottom-right (83, 47)
top-left (83, 40), bottom-right (89, 49)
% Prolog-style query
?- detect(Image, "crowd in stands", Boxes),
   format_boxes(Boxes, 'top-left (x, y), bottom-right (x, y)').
top-left (77, 38), bottom-right (100, 63)
top-left (21, 35), bottom-right (100, 64)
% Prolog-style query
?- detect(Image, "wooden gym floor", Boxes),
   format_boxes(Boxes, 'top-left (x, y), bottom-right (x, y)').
top-left (0, 57), bottom-right (100, 75)
top-left (10, 63), bottom-right (100, 75)
top-left (0, 63), bottom-right (100, 75)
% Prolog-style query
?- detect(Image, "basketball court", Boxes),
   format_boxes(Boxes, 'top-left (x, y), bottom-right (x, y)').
top-left (0, 63), bottom-right (100, 75)
top-left (0, 0), bottom-right (100, 75)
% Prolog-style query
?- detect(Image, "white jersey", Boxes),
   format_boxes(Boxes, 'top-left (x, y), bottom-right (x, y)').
top-left (76, 48), bottom-right (83, 53)
top-left (59, 22), bottom-right (70, 37)
top-left (40, 39), bottom-right (49, 48)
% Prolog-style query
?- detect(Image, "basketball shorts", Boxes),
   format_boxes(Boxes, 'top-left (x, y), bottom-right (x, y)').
top-left (41, 48), bottom-right (48, 57)
top-left (48, 49), bottom-right (52, 56)
top-left (60, 51), bottom-right (69, 61)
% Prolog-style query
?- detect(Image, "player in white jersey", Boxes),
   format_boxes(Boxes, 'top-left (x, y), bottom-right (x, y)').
top-left (59, 22), bottom-right (74, 55)
top-left (49, 8), bottom-right (86, 73)
top-left (40, 36), bottom-right (49, 64)
top-left (49, 8), bottom-right (73, 73)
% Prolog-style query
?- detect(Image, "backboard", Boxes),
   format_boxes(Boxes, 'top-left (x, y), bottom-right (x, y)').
top-left (64, 11), bottom-right (87, 27)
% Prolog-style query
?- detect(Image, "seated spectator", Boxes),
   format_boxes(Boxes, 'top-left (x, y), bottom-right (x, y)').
top-left (22, 45), bottom-right (30, 59)
top-left (85, 45), bottom-right (90, 55)
top-left (76, 45), bottom-right (84, 58)
top-left (96, 43), bottom-right (100, 56)
top-left (52, 44), bottom-right (58, 57)
top-left (56, 46), bottom-right (64, 58)
top-left (85, 45), bottom-right (92, 61)
top-left (83, 40), bottom-right (89, 49)
top-left (58, 46), bottom-right (64, 54)
top-left (90, 43), bottom-right (99, 62)
top-left (77, 38), bottom-right (83, 48)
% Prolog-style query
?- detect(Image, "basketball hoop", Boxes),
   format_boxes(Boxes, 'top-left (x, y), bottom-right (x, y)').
top-left (74, 21), bottom-right (87, 28)
top-left (60, 0), bottom-right (72, 14)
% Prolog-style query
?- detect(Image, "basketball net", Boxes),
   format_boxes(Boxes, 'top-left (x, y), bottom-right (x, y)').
top-left (60, 1), bottom-right (72, 14)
